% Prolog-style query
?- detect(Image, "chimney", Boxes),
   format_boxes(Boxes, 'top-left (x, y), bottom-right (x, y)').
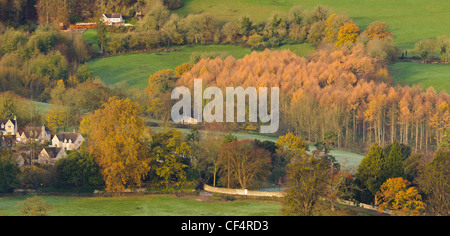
top-left (14, 116), bottom-right (17, 134)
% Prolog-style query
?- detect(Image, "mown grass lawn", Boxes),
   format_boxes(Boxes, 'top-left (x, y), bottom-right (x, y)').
top-left (0, 194), bottom-right (282, 216)
top-left (390, 62), bottom-right (450, 93)
top-left (87, 45), bottom-right (252, 89)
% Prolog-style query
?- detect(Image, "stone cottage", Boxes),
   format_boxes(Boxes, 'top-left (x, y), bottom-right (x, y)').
top-left (51, 132), bottom-right (84, 151)
top-left (36, 147), bottom-right (67, 165)
top-left (16, 125), bottom-right (52, 144)
top-left (0, 116), bottom-right (17, 136)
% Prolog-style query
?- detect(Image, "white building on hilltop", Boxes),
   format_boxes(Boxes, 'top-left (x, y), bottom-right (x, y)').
top-left (101, 13), bottom-right (125, 26)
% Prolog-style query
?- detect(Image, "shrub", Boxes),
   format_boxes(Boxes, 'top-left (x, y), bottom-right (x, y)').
top-left (19, 196), bottom-right (53, 216)
top-left (247, 34), bottom-right (266, 50)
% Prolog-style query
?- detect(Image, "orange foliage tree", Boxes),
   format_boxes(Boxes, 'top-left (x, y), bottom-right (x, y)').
top-left (176, 48), bottom-right (450, 151)
top-left (80, 97), bottom-right (150, 192)
top-left (336, 23), bottom-right (360, 46)
top-left (376, 177), bottom-right (426, 216)
top-left (218, 139), bottom-right (272, 189)
top-left (363, 21), bottom-right (393, 40)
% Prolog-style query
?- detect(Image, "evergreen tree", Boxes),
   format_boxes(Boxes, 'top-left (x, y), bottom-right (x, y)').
top-left (0, 150), bottom-right (20, 193)
top-left (355, 143), bottom-right (387, 203)
top-left (385, 142), bottom-right (404, 178)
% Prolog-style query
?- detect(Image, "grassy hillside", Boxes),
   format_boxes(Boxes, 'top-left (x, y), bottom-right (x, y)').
top-left (390, 62), bottom-right (450, 93)
top-left (176, 0), bottom-right (450, 50)
top-left (87, 44), bottom-right (313, 89)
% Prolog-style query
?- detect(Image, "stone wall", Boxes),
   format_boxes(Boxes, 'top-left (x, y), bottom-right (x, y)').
top-left (203, 184), bottom-right (392, 214)
top-left (203, 184), bottom-right (284, 198)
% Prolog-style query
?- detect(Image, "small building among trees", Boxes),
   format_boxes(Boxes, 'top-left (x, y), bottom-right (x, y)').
top-left (101, 13), bottom-right (125, 26)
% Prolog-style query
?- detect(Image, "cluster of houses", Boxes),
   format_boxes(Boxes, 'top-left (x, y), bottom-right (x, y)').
top-left (0, 117), bottom-right (84, 167)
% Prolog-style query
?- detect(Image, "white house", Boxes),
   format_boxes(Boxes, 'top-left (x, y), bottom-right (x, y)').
top-left (181, 116), bottom-right (198, 125)
top-left (101, 13), bottom-right (125, 26)
top-left (52, 132), bottom-right (84, 151)
top-left (0, 116), bottom-right (17, 136)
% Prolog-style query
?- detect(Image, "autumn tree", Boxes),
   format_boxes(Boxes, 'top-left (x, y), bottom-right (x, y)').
top-left (192, 128), bottom-right (225, 186)
top-left (150, 129), bottom-right (191, 188)
top-left (275, 132), bottom-right (309, 159)
top-left (436, 35), bottom-right (450, 63)
top-left (282, 154), bottom-right (330, 216)
top-left (324, 13), bottom-right (353, 43)
top-left (366, 37), bottom-right (399, 63)
top-left (146, 69), bottom-right (176, 95)
top-left (429, 101), bottom-right (450, 145)
top-left (336, 23), bottom-right (360, 47)
top-left (417, 148), bottom-right (450, 215)
top-left (35, 0), bottom-right (69, 26)
top-left (415, 39), bottom-right (437, 63)
top-left (363, 21), bottom-right (393, 40)
top-left (46, 106), bottom-right (67, 133)
top-left (0, 91), bottom-right (17, 119)
top-left (177, 49), bottom-right (450, 154)
top-left (175, 63), bottom-right (194, 77)
top-left (376, 177), bottom-right (426, 216)
top-left (181, 13), bottom-right (217, 44)
top-left (139, 0), bottom-right (169, 32)
top-left (80, 97), bottom-right (150, 192)
top-left (218, 139), bottom-right (272, 189)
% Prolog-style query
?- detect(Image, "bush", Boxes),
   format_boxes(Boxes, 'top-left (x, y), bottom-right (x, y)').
top-left (24, 28), bottom-right (58, 57)
top-left (247, 34), bottom-right (266, 50)
top-left (55, 151), bottom-right (104, 190)
top-left (19, 165), bottom-right (55, 189)
top-left (19, 196), bottom-right (53, 216)
top-left (106, 35), bottom-right (128, 54)
top-left (27, 50), bottom-right (69, 81)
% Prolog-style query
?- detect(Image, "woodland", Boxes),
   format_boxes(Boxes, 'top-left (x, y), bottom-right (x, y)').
top-left (0, 0), bottom-right (449, 216)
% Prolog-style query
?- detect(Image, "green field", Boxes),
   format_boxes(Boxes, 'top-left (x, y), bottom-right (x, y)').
top-left (390, 62), bottom-right (450, 93)
top-left (0, 195), bottom-right (281, 216)
top-left (87, 44), bottom-right (313, 89)
top-left (33, 101), bottom-right (51, 115)
top-left (176, 0), bottom-right (450, 50)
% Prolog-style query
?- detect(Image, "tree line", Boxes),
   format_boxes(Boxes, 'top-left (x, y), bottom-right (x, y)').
top-left (0, 25), bottom-right (95, 101)
top-left (1, 95), bottom-right (448, 215)
top-left (175, 47), bottom-right (450, 153)
top-left (100, 2), bottom-right (404, 57)
top-left (0, 0), bottom-right (184, 26)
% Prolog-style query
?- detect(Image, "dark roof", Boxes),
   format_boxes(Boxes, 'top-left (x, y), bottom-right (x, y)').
top-left (104, 13), bottom-right (122, 19)
top-left (42, 147), bottom-right (62, 159)
top-left (22, 125), bottom-right (51, 138)
top-left (56, 132), bottom-right (79, 142)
